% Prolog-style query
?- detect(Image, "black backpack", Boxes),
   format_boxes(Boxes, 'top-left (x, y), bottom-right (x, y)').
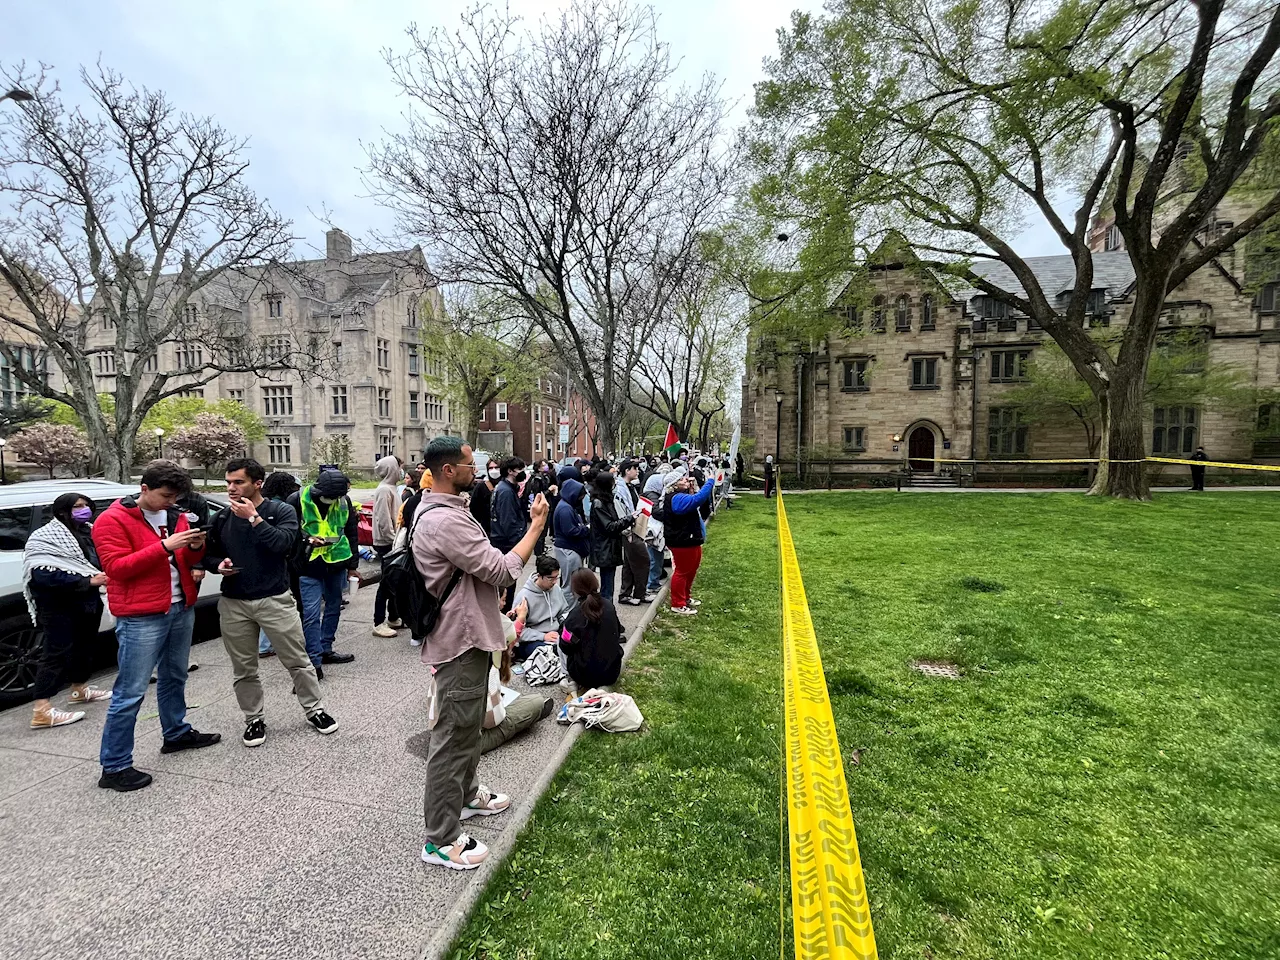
top-left (383, 503), bottom-right (464, 638)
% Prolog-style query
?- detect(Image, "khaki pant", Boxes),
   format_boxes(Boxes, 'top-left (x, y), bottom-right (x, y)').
top-left (423, 646), bottom-right (488, 847)
top-left (219, 593), bottom-right (324, 722)
top-left (479, 692), bottom-right (548, 754)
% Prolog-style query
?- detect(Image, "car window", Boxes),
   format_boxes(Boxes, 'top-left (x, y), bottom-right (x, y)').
top-left (0, 506), bottom-right (35, 551)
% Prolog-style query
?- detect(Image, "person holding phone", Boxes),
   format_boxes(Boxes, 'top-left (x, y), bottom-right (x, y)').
top-left (204, 458), bottom-right (336, 748)
top-left (93, 461), bottom-right (221, 792)
top-left (286, 469), bottom-right (360, 670)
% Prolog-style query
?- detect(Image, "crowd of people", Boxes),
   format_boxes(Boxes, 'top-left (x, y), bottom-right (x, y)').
top-left (21, 438), bottom-right (730, 871)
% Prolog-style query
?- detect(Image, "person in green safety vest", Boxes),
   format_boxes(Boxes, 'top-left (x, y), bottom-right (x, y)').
top-left (286, 469), bottom-right (361, 672)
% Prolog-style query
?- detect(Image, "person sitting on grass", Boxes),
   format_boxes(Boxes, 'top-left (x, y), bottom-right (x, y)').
top-left (511, 554), bottom-right (570, 661)
top-left (480, 597), bottom-right (556, 754)
top-left (559, 569), bottom-right (624, 692)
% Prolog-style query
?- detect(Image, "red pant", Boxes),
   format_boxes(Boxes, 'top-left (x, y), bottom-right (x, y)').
top-left (669, 545), bottom-right (703, 608)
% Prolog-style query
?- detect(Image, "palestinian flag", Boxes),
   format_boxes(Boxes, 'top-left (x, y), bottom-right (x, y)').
top-left (662, 424), bottom-right (683, 458)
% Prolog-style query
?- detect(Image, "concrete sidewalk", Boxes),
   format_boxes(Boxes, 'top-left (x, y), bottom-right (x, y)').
top-left (0, 564), bottom-right (659, 960)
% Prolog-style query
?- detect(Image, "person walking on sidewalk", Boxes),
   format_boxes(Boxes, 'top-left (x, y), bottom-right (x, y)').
top-left (24, 493), bottom-right (110, 729)
top-left (287, 470), bottom-right (359, 670)
top-left (371, 454), bottom-right (405, 638)
top-left (414, 437), bottom-right (549, 871)
top-left (204, 458), bottom-right (338, 748)
top-left (94, 462), bottom-right (220, 792)
top-left (664, 469), bottom-right (715, 616)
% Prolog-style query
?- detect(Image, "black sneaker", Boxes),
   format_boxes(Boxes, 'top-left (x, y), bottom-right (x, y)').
top-left (619, 596), bottom-right (644, 606)
top-left (242, 719), bottom-right (266, 748)
top-left (320, 651), bottom-right (355, 664)
top-left (539, 698), bottom-right (555, 720)
top-left (308, 711), bottom-right (339, 735)
top-left (98, 766), bottom-right (153, 792)
top-left (159, 729), bottom-right (222, 754)
top-left (315, 664), bottom-right (324, 681)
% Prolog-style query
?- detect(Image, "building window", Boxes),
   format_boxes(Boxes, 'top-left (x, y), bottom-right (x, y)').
top-left (979, 297), bottom-right (1008, 320)
top-left (841, 359), bottom-right (870, 392)
top-left (990, 350), bottom-right (1030, 382)
top-left (1087, 289), bottom-right (1108, 326)
top-left (409, 391), bottom-right (420, 420)
top-left (100, 312), bottom-right (117, 331)
top-left (910, 357), bottom-right (939, 389)
top-left (226, 389), bottom-right (244, 404)
top-left (94, 352), bottom-right (116, 376)
top-left (183, 304), bottom-right (198, 323)
top-left (1258, 403), bottom-right (1280, 435)
top-left (1257, 282), bottom-right (1278, 314)
top-left (1152, 406), bottom-right (1198, 455)
top-left (496, 402), bottom-right (508, 422)
top-left (267, 435), bottom-right (291, 464)
top-left (871, 296), bottom-right (886, 333)
top-left (408, 346), bottom-right (419, 376)
top-left (265, 336), bottom-right (289, 363)
top-left (330, 385), bottom-right (348, 418)
top-left (997, 317), bottom-right (1018, 333)
top-left (175, 387), bottom-right (204, 400)
top-left (535, 434), bottom-right (542, 452)
top-left (534, 405), bottom-right (541, 422)
top-left (267, 297), bottom-right (283, 318)
top-left (988, 407), bottom-right (1028, 456)
top-left (143, 353), bottom-right (159, 373)
top-left (426, 393), bottom-right (444, 421)
top-left (479, 406), bottom-right (487, 422)
top-left (175, 344), bottom-right (203, 369)
top-left (1104, 224), bottom-right (1122, 251)
top-left (407, 299), bottom-right (419, 327)
top-left (895, 296), bottom-right (910, 332)
top-left (262, 386), bottom-right (294, 417)
top-left (0, 346), bottom-right (45, 408)
top-left (921, 295), bottom-right (935, 331)
top-left (842, 426), bottom-right (866, 452)
top-left (333, 342), bottom-right (343, 366)
top-left (377, 387), bottom-right (392, 419)
top-left (379, 432), bottom-right (393, 458)
top-left (377, 339), bottom-right (390, 370)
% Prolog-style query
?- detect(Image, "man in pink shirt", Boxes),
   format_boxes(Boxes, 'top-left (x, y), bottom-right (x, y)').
top-left (413, 436), bottom-right (548, 870)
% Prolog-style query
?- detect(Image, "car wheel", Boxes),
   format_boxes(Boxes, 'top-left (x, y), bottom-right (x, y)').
top-left (0, 612), bottom-right (42, 708)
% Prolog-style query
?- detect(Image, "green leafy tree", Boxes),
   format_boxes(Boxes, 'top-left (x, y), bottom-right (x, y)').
top-left (420, 289), bottom-right (538, 447)
top-left (307, 434), bottom-right (354, 483)
top-left (750, 0), bottom-right (1280, 499)
top-left (140, 397), bottom-right (265, 445)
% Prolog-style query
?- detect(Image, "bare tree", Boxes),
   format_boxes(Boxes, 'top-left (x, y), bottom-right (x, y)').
top-left (0, 63), bottom-right (322, 482)
top-left (367, 0), bottom-right (732, 449)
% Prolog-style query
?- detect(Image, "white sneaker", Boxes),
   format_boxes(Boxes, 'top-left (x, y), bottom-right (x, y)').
top-left (422, 832), bottom-right (489, 870)
top-left (68, 686), bottom-right (111, 704)
top-left (460, 785), bottom-right (511, 820)
top-left (30, 707), bottom-right (85, 728)
top-left (409, 636), bottom-right (423, 647)
top-left (371, 623), bottom-right (398, 638)
top-left (670, 605), bottom-right (698, 616)
top-left (687, 598), bottom-right (702, 607)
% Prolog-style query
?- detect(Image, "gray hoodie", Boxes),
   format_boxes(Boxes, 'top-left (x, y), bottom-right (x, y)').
top-left (512, 571), bottom-right (571, 645)
top-left (372, 455), bottom-right (401, 547)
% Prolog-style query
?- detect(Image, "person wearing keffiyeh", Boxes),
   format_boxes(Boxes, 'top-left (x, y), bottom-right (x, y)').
top-left (23, 492), bottom-right (110, 729)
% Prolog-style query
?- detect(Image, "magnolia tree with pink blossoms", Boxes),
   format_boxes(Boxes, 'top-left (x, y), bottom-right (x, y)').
top-left (8, 423), bottom-right (91, 479)
top-left (167, 414), bottom-right (246, 485)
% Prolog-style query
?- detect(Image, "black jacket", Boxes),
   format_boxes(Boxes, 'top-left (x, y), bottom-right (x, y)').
top-left (203, 498), bottom-right (299, 600)
top-left (284, 490), bottom-right (360, 578)
top-left (560, 601), bottom-right (624, 689)
top-left (589, 492), bottom-right (633, 568)
top-left (489, 478), bottom-right (527, 549)
top-left (469, 480), bottom-right (494, 534)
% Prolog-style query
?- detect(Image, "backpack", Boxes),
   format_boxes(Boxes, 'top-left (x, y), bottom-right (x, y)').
top-left (522, 644), bottom-right (567, 686)
top-left (383, 503), bottom-right (463, 638)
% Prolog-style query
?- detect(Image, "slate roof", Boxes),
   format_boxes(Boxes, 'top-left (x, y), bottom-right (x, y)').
top-left (959, 252), bottom-right (1136, 302)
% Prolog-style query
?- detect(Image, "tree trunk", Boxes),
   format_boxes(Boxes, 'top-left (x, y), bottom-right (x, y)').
top-left (1088, 367), bottom-right (1149, 499)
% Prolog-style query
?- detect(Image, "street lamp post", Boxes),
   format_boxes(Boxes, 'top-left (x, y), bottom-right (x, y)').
top-left (0, 437), bottom-right (7, 483)
top-left (154, 427), bottom-right (165, 459)
top-left (774, 391), bottom-right (783, 468)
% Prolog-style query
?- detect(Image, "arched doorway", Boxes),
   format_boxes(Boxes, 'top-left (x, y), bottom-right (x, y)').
top-left (908, 426), bottom-right (936, 472)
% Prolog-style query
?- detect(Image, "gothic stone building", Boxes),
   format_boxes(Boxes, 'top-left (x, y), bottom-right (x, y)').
top-left (743, 237), bottom-right (1280, 483)
top-left (83, 228), bottom-right (450, 471)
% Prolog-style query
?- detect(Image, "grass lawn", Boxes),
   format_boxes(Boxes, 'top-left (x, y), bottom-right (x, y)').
top-left (451, 492), bottom-right (1280, 960)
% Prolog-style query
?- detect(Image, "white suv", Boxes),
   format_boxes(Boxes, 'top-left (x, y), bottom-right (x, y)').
top-left (0, 479), bottom-right (223, 708)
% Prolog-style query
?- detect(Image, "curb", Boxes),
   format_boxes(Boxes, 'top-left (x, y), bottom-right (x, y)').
top-left (418, 580), bottom-right (670, 960)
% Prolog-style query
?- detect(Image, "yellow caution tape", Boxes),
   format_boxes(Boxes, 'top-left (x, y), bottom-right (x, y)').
top-left (1146, 456), bottom-right (1280, 472)
top-left (778, 485), bottom-right (878, 960)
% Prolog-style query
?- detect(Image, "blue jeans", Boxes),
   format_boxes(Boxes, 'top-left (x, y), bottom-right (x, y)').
top-left (646, 545), bottom-right (664, 592)
top-left (300, 568), bottom-right (346, 665)
top-left (598, 565), bottom-right (617, 604)
top-left (258, 629), bottom-right (273, 655)
top-left (99, 602), bottom-right (195, 773)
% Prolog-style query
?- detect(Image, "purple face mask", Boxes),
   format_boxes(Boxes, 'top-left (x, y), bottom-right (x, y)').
top-left (71, 506), bottom-right (93, 523)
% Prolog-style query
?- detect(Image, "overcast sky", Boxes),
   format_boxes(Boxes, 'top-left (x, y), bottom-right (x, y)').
top-left (2, 0), bottom-right (1061, 260)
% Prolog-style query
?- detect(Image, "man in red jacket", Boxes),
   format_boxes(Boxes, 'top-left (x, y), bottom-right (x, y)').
top-left (95, 461), bottom-right (221, 792)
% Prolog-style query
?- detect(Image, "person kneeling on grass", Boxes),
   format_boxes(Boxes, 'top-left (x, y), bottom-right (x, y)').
top-left (510, 554), bottom-right (569, 662)
top-left (479, 597), bottom-right (555, 753)
top-left (559, 569), bottom-right (624, 692)
top-left (663, 468), bottom-right (714, 616)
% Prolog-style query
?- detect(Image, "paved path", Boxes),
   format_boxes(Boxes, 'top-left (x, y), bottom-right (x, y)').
top-left (0, 560), bottom-right (659, 960)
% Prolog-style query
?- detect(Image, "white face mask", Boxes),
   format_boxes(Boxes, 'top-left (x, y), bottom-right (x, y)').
top-left (318, 496), bottom-right (335, 505)
top-left (488, 468), bottom-right (501, 481)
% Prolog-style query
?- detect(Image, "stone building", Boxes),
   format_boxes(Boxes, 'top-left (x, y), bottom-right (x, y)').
top-left (82, 228), bottom-right (449, 471)
top-left (743, 232), bottom-right (1280, 483)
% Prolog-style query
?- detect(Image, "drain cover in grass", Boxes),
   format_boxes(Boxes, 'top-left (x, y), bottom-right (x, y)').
top-left (911, 660), bottom-right (961, 679)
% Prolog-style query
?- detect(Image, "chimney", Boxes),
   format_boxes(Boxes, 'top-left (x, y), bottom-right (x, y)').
top-left (326, 228), bottom-right (353, 262)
